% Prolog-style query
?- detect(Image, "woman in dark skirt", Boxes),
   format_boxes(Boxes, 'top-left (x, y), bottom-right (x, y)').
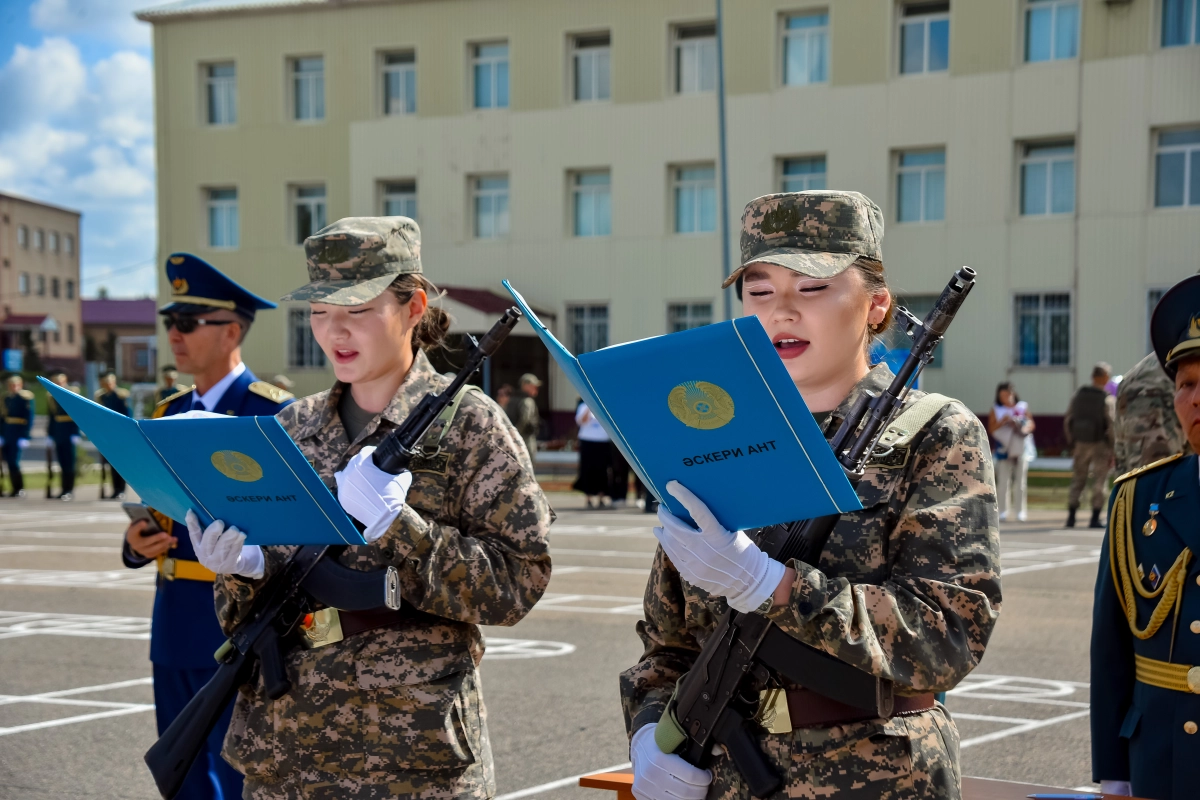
top-left (573, 400), bottom-right (612, 508)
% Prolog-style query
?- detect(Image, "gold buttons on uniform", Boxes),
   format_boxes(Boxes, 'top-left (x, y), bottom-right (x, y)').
top-left (1192, 621), bottom-right (1200, 634)
top-left (1185, 721), bottom-right (1198, 735)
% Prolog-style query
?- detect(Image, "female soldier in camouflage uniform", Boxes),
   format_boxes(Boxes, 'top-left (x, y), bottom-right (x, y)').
top-left (621, 192), bottom-right (1001, 800)
top-left (189, 217), bottom-right (553, 799)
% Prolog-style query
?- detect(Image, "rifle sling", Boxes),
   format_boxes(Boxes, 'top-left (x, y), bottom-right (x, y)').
top-left (755, 624), bottom-right (893, 717)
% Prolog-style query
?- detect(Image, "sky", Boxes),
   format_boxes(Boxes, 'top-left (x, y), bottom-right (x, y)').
top-left (0, 0), bottom-right (158, 298)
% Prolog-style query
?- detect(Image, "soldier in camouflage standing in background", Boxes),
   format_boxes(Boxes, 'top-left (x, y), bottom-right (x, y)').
top-left (1114, 350), bottom-right (1189, 475)
top-left (189, 217), bottom-right (554, 800)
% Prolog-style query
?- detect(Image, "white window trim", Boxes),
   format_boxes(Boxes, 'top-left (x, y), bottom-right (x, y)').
top-left (472, 175), bottom-right (510, 239)
top-left (898, 6), bottom-right (950, 75)
top-left (291, 57), bottom-right (325, 122)
top-left (673, 165), bottom-right (717, 234)
top-left (673, 28), bottom-right (717, 94)
top-left (895, 150), bottom-right (946, 223)
top-left (1019, 143), bottom-right (1076, 216)
top-left (567, 303), bottom-right (610, 354)
top-left (291, 184), bottom-right (327, 245)
top-left (472, 42), bottom-right (510, 110)
top-left (667, 301), bottom-right (714, 332)
top-left (207, 188), bottom-right (240, 249)
top-left (1156, 130), bottom-right (1200, 208)
top-left (1023, 0), bottom-right (1080, 63)
top-left (381, 52), bottom-right (416, 116)
top-left (64, 234), bottom-right (74, 256)
top-left (1161, 0), bottom-right (1200, 47)
top-left (572, 36), bottom-right (611, 103)
top-left (286, 306), bottom-right (327, 369)
top-left (380, 181), bottom-right (418, 218)
top-left (572, 170), bottom-right (612, 237)
top-left (779, 155), bottom-right (828, 193)
top-left (205, 62), bottom-right (237, 126)
top-left (780, 12), bottom-right (830, 87)
top-left (1011, 290), bottom-right (1074, 368)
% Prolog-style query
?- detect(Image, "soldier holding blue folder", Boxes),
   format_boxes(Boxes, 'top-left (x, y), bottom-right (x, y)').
top-left (622, 192), bottom-right (1002, 800)
top-left (121, 254), bottom-right (292, 800)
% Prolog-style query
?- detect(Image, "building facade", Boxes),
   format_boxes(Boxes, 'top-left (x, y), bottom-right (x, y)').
top-left (138, 0), bottom-right (1200, 425)
top-left (0, 192), bottom-right (83, 377)
top-left (81, 298), bottom-right (159, 383)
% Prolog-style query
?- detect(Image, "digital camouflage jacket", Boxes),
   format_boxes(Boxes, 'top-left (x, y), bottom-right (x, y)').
top-left (214, 351), bottom-right (553, 799)
top-left (620, 365), bottom-right (1002, 800)
top-left (1115, 352), bottom-right (1189, 476)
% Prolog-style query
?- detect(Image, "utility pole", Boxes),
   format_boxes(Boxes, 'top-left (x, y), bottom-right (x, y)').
top-left (716, 0), bottom-right (733, 321)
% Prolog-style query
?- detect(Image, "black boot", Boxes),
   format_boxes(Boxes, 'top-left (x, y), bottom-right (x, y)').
top-left (1066, 506), bottom-right (1077, 528)
top-left (1090, 508), bottom-right (1103, 528)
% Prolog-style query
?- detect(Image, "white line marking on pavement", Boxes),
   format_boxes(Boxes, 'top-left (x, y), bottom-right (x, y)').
top-left (947, 674), bottom-right (1091, 748)
top-left (0, 513), bottom-right (129, 530)
top-left (959, 710), bottom-right (1091, 749)
top-left (494, 762), bottom-right (632, 800)
top-left (1003, 557), bottom-right (1100, 576)
top-left (0, 544), bottom-right (120, 553)
top-left (551, 525), bottom-right (655, 539)
top-left (0, 610), bottom-right (151, 640)
top-left (553, 566), bottom-right (650, 576)
top-left (484, 638), bottom-right (576, 660)
top-left (550, 548), bottom-right (655, 559)
top-left (0, 677), bottom-right (155, 737)
top-left (533, 593), bottom-right (644, 616)
top-left (0, 569), bottom-right (155, 591)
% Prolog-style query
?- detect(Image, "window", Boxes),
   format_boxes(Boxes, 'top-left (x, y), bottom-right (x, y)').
top-left (292, 57), bottom-right (325, 121)
top-left (67, 323), bottom-right (74, 345)
top-left (674, 24), bottom-right (717, 94)
top-left (780, 156), bottom-right (827, 192)
top-left (782, 12), bottom-right (829, 86)
top-left (292, 185), bottom-right (327, 244)
top-left (51, 277), bottom-right (60, 298)
top-left (674, 165), bottom-right (717, 233)
top-left (1014, 292), bottom-right (1071, 366)
top-left (206, 62), bottom-right (236, 125)
top-left (569, 304), bottom-right (609, 353)
top-left (49, 231), bottom-right (59, 253)
top-left (135, 348), bottom-right (149, 369)
top-left (64, 234), bottom-right (74, 255)
top-left (896, 149), bottom-right (945, 222)
top-left (17, 225), bottom-right (27, 248)
top-left (207, 188), bottom-right (239, 248)
top-left (573, 33), bottom-right (611, 102)
top-left (899, 2), bottom-right (950, 75)
top-left (66, 279), bottom-right (75, 300)
top-left (1025, 0), bottom-right (1078, 62)
top-left (1155, 128), bottom-right (1200, 208)
top-left (381, 181), bottom-right (417, 219)
top-left (36, 275), bottom-right (46, 296)
top-left (668, 302), bottom-right (713, 332)
top-left (473, 175), bottom-right (510, 238)
top-left (53, 329), bottom-right (60, 344)
top-left (472, 43), bottom-right (510, 109)
top-left (572, 170), bottom-right (612, 237)
top-left (382, 52), bottom-right (416, 115)
top-left (1163, 0), bottom-right (1199, 47)
top-left (1147, 288), bottom-right (1167, 351)
top-left (1020, 142), bottom-right (1075, 215)
top-left (34, 229), bottom-right (44, 250)
top-left (288, 308), bottom-right (327, 368)
top-left (18, 273), bottom-right (29, 295)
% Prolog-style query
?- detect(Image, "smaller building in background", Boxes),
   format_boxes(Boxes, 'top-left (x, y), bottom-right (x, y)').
top-left (82, 298), bottom-right (157, 382)
top-left (0, 192), bottom-right (83, 378)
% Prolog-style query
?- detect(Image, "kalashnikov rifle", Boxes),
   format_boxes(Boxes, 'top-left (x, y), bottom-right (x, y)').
top-left (656, 267), bottom-right (976, 799)
top-left (143, 308), bottom-right (523, 800)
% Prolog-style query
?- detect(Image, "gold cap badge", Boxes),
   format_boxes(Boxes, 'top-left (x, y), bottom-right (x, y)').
top-left (172, 277), bottom-right (189, 295)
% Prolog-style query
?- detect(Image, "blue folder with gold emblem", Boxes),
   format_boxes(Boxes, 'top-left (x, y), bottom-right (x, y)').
top-left (37, 378), bottom-right (365, 546)
top-left (504, 281), bottom-right (861, 531)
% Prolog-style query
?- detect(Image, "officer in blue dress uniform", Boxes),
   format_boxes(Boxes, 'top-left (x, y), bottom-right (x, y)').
top-left (1092, 274), bottom-right (1200, 800)
top-left (121, 253), bottom-right (293, 800)
top-left (46, 371), bottom-right (80, 500)
top-left (1, 374), bottom-right (34, 498)
top-left (156, 364), bottom-right (180, 406)
top-left (95, 372), bottom-right (131, 499)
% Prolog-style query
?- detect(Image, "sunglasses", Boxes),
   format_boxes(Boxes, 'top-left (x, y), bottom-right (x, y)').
top-left (163, 317), bottom-right (236, 334)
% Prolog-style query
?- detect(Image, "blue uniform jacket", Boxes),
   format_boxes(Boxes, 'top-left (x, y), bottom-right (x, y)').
top-left (1092, 453), bottom-right (1200, 800)
top-left (47, 396), bottom-right (79, 441)
top-left (96, 388), bottom-right (131, 417)
top-left (2, 391), bottom-right (34, 453)
top-left (121, 368), bottom-right (293, 668)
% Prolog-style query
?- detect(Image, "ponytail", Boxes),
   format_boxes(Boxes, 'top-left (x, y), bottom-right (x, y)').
top-left (387, 274), bottom-right (451, 353)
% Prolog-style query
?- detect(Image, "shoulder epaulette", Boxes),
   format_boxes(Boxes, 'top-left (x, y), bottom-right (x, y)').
top-left (93, 389), bottom-right (104, 400)
top-left (248, 381), bottom-right (294, 404)
top-left (115, 387), bottom-right (131, 398)
top-left (155, 385), bottom-right (195, 408)
top-left (1115, 453), bottom-right (1185, 485)
top-left (17, 389), bottom-right (34, 400)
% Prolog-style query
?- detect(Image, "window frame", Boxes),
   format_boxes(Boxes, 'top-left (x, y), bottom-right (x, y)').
top-left (380, 180), bottom-right (418, 219)
top-left (290, 184), bottom-right (328, 245)
top-left (780, 10), bottom-right (830, 87)
top-left (48, 231), bottom-right (59, 253)
top-left (778, 155), bottom-right (828, 192)
top-left (894, 148), bottom-right (947, 223)
top-left (36, 274), bottom-right (46, 296)
top-left (1154, 127), bottom-right (1200, 208)
top-left (380, 50), bottom-right (417, 116)
top-left (571, 32), bottom-right (612, 103)
top-left (1019, 140), bottom-right (1076, 216)
top-left (33, 228), bottom-right (44, 251)
top-left (472, 174), bottom-right (511, 239)
top-left (673, 22), bottom-right (718, 95)
top-left (1012, 291), bottom-right (1073, 368)
top-left (66, 279), bottom-right (75, 300)
top-left (1023, 0), bottom-right (1080, 63)
top-left (471, 41), bottom-right (511, 110)
top-left (287, 306), bottom-right (327, 369)
top-left (667, 301), bottom-right (714, 333)
top-left (567, 303), bottom-right (610, 354)
top-left (67, 322), bottom-right (74, 345)
top-left (17, 225), bottom-right (28, 249)
top-left (571, 169), bottom-right (613, 237)
top-left (290, 56), bottom-right (326, 122)
top-left (206, 187), bottom-right (240, 249)
top-left (18, 273), bottom-right (29, 295)
top-left (1161, 0), bottom-right (1200, 48)
top-left (64, 234), bottom-right (74, 256)
top-left (51, 277), bottom-right (60, 298)
top-left (897, 1), bottom-right (951, 76)
top-left (672, 163), bottom-right (718, 234)
top-left (204, 61), bottom-right (237, 126)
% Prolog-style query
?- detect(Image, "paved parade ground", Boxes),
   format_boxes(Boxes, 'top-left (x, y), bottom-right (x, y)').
top-left (0, 492), bottom-right (1105, 799)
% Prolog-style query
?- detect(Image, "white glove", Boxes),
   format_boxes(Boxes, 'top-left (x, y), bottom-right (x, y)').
top-left (17, 439), bottom-right (29, 449)
top-left (630, 724), bottom-right (711, 800)
top-left (161, 410), bottom-right (228, 420)
top-left (334, 446), bottom-right (412, 543)
top-left (1100, 781), bottom-right (1132, 796)
top-left (655, 481), bottom-right (786, 614)
top-left (70, 435), bottom-right (81, 445)
top-left (186, 510), bottom-right (264, 579)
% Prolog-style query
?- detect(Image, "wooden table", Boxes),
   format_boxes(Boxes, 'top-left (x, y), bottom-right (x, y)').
top-left (579, 769), bottom-right (1140, 800)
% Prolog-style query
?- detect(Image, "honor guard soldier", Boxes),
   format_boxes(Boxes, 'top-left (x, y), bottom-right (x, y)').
top-left (121, 253), bottom-right (293, 800)
top-left (95, 371), bottom-right (131, 499)
top-left (1092, 274), bottom-right (1200, 800)
top-left (46, 371), bottom-right (80, 500)
top-left (2, 375), bottom-right (34, 498)
top-left (157, 364), bottom-right (180, 406)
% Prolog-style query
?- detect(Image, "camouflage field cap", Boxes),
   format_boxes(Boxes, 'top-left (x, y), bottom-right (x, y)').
top-left (280, 216), bottom-right (422, 305)
top-left (722, 191), bottom-right (885, 289)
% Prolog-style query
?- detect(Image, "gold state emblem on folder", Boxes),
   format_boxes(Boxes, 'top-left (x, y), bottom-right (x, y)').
top-left (668, 381), bottom-right (735, 430)
top-left (210, 450), bottom-right (264, 483)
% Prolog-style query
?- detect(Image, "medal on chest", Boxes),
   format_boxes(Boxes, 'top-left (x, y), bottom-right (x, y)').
top-left (1143, 503), bottom-right (1159, 536)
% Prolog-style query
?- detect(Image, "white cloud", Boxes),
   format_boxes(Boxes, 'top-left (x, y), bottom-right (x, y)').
top-left (30, 0), bottom-right (151, 47)
top-left (0, 124), bottom-right (87, 184)
top-left (71, 145), bottom-right (154, 198)
top-left (0, 37), bottom-right (88, 129)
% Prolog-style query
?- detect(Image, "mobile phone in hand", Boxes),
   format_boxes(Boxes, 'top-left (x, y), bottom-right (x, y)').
top-left (122, 502), bottom-right (164, 536)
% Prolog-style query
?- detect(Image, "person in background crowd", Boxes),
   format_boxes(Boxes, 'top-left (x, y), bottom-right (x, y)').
top-left (1065, 362), bottom-right (1116, 528)
top-left (270, 373), bottom-right (294, 393)
top-left (507, 372), bottom-right (542, 459)
top-left (610, 441), bottom-right (632, 509)
top-left (988, 381), bottom-right (1035, 522)
top-left (46, 371), bottom-right (80, 501)
top-left (95, 372), bottom-right (130, 500)
top-left (1115, 351), bottom-right (1190, 475)
top-left (156, 364), bottom-right (180, 406)
top-left (574, 400), bottom-right (611, 509)
top-left (495, 383), bottom-right (514, 413)
top-left (1, 374), bottom-right (33, 498)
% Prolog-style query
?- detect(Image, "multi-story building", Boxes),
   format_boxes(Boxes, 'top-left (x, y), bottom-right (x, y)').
top-left (81, 298), bottom-right (159, 383)
top-left (0, 192), bottom-right (83, 377)
top-left (137, 0), bottom-right (1200, 436)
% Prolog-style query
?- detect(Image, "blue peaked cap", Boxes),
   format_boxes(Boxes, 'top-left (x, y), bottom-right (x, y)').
top-left (158, 253), bottom-right (277, 320)
top-left (1151, 274), bottom-right (1200, 378)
